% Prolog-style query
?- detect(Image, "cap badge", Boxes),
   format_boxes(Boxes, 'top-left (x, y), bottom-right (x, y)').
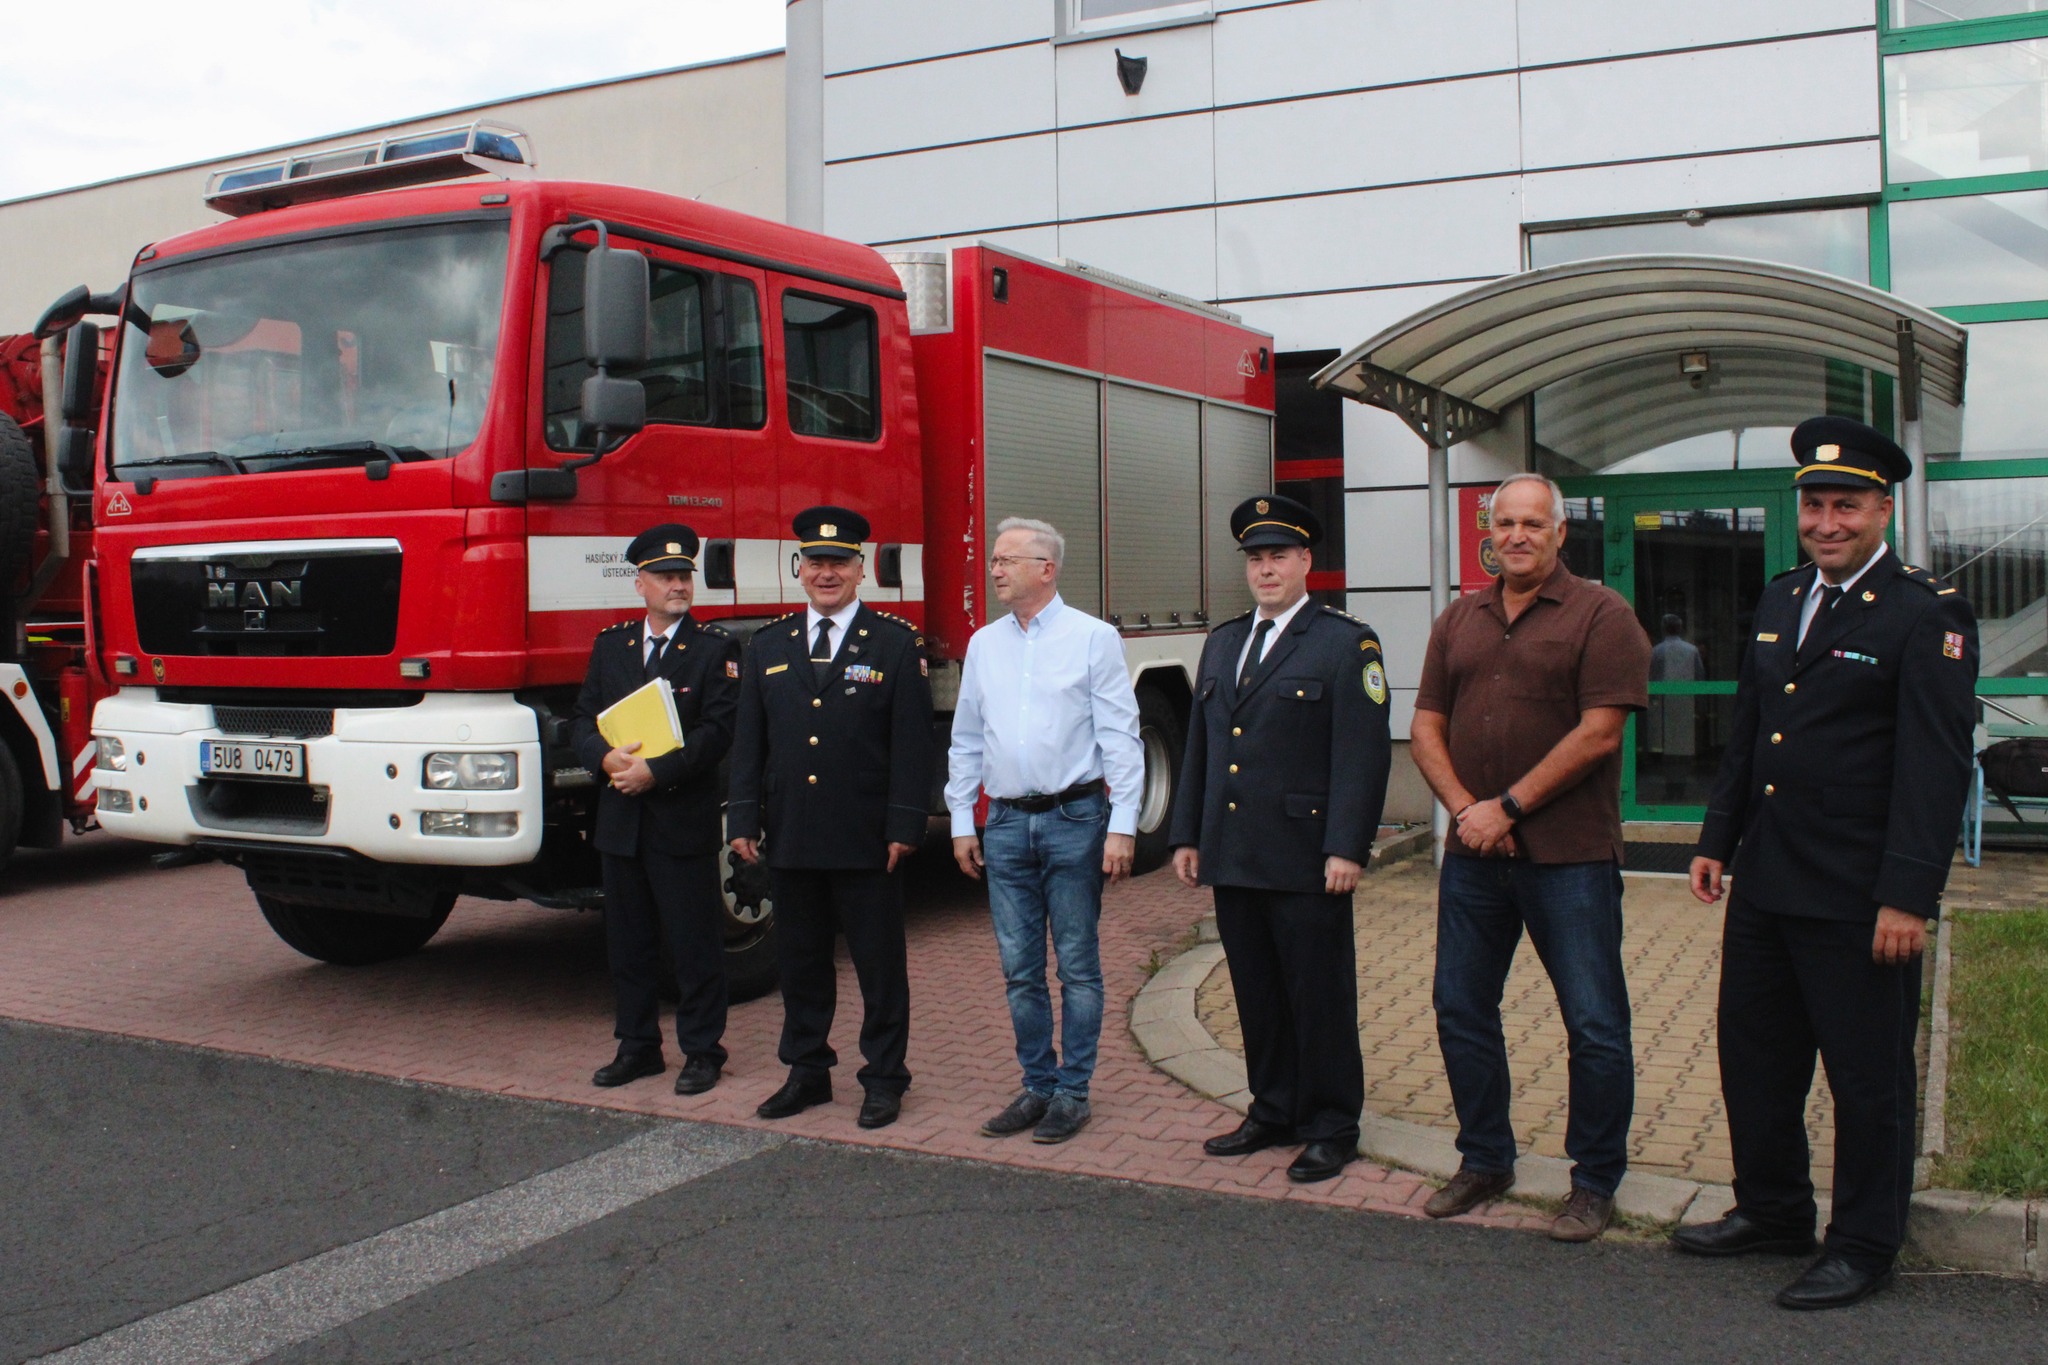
top-left (1255, 499), bottom-right (1270, 515)
top-left (819, 523), bottom-right (838, 538)
top-left (665, 542), bottom-right (680, 555)
top-left (1815, 444), bottom-right (1841, 462)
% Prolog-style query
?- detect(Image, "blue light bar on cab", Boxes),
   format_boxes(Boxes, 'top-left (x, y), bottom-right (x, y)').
top-left (204, 120), bottom-right (536, 217)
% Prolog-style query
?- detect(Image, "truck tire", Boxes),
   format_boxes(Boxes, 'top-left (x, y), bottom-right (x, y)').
top-left (1132, 683), bottom-right (1185, 875)
top-left (0, 741), bottom-right (21, 879)
top-left (255, 892), bottom-right (454, 966)
top-left (0, 413), bottom-right (41, 590)
top-left (721, 844), bottom-right (780, 1002)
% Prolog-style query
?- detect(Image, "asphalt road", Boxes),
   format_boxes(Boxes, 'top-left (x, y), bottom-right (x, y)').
top-left (7, 1021), bottom-right (2045, 1364)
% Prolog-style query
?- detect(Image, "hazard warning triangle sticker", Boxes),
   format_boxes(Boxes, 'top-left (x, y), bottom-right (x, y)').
top-left (105, 491), bottom-right (132, 516)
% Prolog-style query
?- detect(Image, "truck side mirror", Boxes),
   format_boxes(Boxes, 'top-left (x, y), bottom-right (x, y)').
top-left (584, 246), bottom-right (649, 369)
top-left (581, 374), bottom-right (645, 434)
top-left (56, 426), bottom-right (95, 495)
top-left (61, 322), bottom-right (100, 423)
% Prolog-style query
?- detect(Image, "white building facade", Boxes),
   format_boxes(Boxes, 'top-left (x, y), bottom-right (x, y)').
top-left (790, 0), bottom-right (2048, 823)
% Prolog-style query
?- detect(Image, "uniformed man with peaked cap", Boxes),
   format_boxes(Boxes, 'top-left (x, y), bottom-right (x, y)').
top-left (571, 523), bottom-right (742, 1095)
top-left (1170, 493), bottom-right (1392, 1183)
top-left (1677, 417), bottom-right (1978, 1309)
top-left (728, 505), bottom-right (934, 1130)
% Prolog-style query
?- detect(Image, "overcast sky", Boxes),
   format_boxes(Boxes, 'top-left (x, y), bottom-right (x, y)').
top-left (0, 0), bottom-right (786, 203)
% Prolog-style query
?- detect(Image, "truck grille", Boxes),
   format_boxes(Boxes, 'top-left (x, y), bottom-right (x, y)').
top-left (187, 780), bottom-right (332, 836)
top-left (130, 541), bottom-right (402, 658)
top-left (213, 706), bottom-right (335, 739)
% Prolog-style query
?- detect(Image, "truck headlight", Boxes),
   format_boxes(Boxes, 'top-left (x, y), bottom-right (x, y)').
top-left (423, 752), bottom-right (518, 790)
top-left (96, 736), bottom-right (128, 772)
top-left (421, 811), bottom-right (519, 837)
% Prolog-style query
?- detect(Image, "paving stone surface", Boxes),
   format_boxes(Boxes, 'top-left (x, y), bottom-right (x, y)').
top-left (0, 834), bottom-right (1550, 1233)
top-left (1197, 859), bottom-right (1834, 1187)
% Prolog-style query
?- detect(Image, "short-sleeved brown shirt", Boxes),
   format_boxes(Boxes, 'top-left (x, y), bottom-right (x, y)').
top-left (1415, 563), bottom-right (1651, 864)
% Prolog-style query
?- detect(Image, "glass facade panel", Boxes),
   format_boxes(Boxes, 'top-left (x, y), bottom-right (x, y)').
top-left (1929, 476), bottom-right (2048, 677)
top-left (1526, 208), bottom-right (1869, 279)
top-left (1533, 350), bottom-right (1880, 476)
top-left (1924, 318), bottom-right (2048, 460)
top-left (1893, 0), bottom-right (2048, 25)
top-left (1636, 694), bottom-right (1742, 807)
top-left (1889, 189), bottom-right (2048, 304)
top-left (1886, 40), bottom-right (2048, 183)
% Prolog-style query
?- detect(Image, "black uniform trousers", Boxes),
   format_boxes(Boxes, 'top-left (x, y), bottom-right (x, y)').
top-left (771, 867), bottom-right (911, 1095)
top-left (602, 849), bottom-right (729, 1067)
top-left (1213, 885), bottom-right (1364, 1146)
top-left (1720, 893), bottom-right (1921, 1270)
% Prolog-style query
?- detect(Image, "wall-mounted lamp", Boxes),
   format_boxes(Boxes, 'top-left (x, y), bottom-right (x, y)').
top-left (1680, 350), bottom-right (1711, 389)
top-left (1116, 48), bottom-right (1148, 96)
top-left (1683, 208), bottom-right (1707, 226)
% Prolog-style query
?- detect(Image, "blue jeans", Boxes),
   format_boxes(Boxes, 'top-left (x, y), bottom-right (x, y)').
top-left (1434, 855), bottom-right (1634, 1197)
top-left (982, 791), bottom-right (1109, 1100)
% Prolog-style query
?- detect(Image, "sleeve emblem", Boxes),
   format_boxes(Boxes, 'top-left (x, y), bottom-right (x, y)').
top-left (1943, 631), bottom-right (1965, 660)
top-left (1364, 660), bottom-right (1387, 704)
top-left (725, 659), bottom-right (740, 678)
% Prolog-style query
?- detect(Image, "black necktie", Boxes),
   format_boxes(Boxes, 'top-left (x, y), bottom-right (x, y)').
top-left (1821, 584), bottom-right (1846, 611)
top-left (1239, 619), bottom-right (1274, 691)
top-left (644, 631), bottom-right (668, 680)
top-left (812, 619), bottom-right (835, 684)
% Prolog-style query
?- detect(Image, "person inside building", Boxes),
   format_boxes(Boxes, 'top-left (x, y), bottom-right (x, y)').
top-left (947, 516), bottom-right (1144, 1146)
top-left (1409, 471), bottom-right (1651, 1242)
top-left (1677, 417), bottom-right (1978, 1310)
top-left (1170, 493), bottom-right (1391, 1185)
top-left (727, 506), bottom-right (934, 1131)
top-left (571, 524), bottom-right (740, 1095)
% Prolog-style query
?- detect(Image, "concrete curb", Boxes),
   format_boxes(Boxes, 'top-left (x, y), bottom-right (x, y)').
top-left (1130, 913), bottom-right (2045, 1276)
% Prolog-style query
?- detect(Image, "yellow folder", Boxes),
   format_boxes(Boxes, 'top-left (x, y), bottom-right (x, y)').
top-left (596, 678), bottom-right (684, 760)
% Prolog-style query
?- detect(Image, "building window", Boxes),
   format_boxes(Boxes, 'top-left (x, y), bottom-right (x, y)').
top-left (1526, 206), bottom-right (1870, 280)
top-left (1893, 0), bottom-right (2048, 25)
top-left (782, 292), bottom-right (880, 442)
top-left (1068, 0), bottom-right (1211, 35)
top-left (1888, 189), bottom-right (2048, 306)
top-left (1885, 39), bottom-right (2048, 184)
top-left (1923, 318), bottom-right (2048, 460)
top-left (1930, 474), bottom-right (2048, 677)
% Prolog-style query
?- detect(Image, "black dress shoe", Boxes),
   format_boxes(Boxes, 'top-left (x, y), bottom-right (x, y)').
top-left (1286, 1139), bottom-right (1357, 1184)
top-left (1776, 1253), bottom-right (1894, 1311)
top-left (1671, 1211), bottom-right (1818, 1258)
top-left (755, 1071), bottom-right (833, 1120)
top-left (1203, 1117), bottom-right (1298, 1158)
top-left (857, 1089), bottom-right (901, 1129)
top-left (673, 1056), bottom-right (722, 1096)
top-left (591, 1048), bottom-right (664, 1088)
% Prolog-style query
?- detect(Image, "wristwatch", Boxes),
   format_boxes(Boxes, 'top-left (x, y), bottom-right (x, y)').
top-left (1497, 791), bottom-right (1526, 822)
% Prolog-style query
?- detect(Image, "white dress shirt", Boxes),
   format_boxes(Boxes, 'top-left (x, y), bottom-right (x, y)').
top-left (946, 594), bottom-right (1146, 838)
top-left (804, 599), bottom-right (862, 663)
top-left (642, 618), bottom-right (676, 668)
top-left (1797, 543), bottom-right (1887, 646)
top-left (1234, 592), bottom-right (1312, 681)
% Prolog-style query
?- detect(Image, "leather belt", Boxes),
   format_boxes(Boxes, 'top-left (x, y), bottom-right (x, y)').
top-left (999, 778), bottom-right (1106, 813)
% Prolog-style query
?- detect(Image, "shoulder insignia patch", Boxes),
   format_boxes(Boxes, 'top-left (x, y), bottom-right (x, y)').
top-left (725, 658), bottom-right (740, 678)
top-left (700, 622), bottom-right (731, 638)
top-left (1898, 565), bottom-right (1949, 595)
top-left (1943, 631), bottom-right (1966, 660)
top-left (1218, 610), bottom-right (1253, 628)
top-left (1319, 605), bottom-right (1364, 625)
top-left (1363, 659), bottom-right (1387, 704)
top-left (1770, 563), bottom-right (1812, 584)
top-left (1359, 637), bottom-right (1381, 653)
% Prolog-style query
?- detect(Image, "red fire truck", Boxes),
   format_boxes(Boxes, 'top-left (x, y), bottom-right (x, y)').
top-left (0, 321), bottom-right (107, 873)
top-left (61, 123), bottom-right (1274, 992)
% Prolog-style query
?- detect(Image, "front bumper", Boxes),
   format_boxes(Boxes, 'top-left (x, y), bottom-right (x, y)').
top-left (91, 688), bottom-right (544, 866)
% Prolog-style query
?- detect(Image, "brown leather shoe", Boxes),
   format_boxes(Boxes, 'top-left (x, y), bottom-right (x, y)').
top-left (1423, 1168), bottom-right (1515, 1219)
top-left (1550, 1186), bottom-right (1614, 1242)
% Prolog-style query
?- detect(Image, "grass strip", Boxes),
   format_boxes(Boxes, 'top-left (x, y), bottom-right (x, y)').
top-left (1934, 908), bottom-right (2048, 1199)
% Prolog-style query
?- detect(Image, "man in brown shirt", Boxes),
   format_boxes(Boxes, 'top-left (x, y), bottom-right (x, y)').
top-left (1409, 472), bottom-right (1651, 1242)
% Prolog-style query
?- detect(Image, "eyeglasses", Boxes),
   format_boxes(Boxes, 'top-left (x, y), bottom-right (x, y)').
top-left (988, 555), bottom-right (1052, 570)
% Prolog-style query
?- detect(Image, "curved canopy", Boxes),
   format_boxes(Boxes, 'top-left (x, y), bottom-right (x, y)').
top-left (1310, 255), bottom-right (1968, 449)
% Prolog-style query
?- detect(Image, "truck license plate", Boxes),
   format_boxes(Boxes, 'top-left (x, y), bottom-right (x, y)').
top-left (200, 739), bottom-right (307, 782)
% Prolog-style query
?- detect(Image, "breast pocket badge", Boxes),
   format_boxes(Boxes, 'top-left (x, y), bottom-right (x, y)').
top-left (1364, 660), bottom-right (1387, 704)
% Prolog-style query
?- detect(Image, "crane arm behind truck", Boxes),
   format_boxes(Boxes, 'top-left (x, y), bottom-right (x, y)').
top-left (81, 126), bottom-right (1275, 980)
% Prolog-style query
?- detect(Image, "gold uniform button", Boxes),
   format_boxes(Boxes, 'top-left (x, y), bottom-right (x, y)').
top-left (807, 775), bottom-right (818, 785)
top-left (1784, 683), bottom-right (1796, 693)
top-left (1232, 727), bottom-right (1242, 737)
top-left (812, 698), bottom-right (823, 708)
top-left (1229, 764), bottom-right (1239, 774)
top-left (1771, 733), bottom-right (1782, 744)
top-left (1227, 802), bottom-right (1237, 812)
top-left (1764, 784), bottom-right (1776, 795)
top-left (809, 736), bottom-right (819, 746)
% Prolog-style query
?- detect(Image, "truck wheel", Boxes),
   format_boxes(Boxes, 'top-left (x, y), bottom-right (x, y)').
top-left (0, 413), bottom-right (40, 590)
top-left (0, 741), bottom-right (21, 878)
top-left (1132, 684), bottom-right (1185, 875)
top-left (721, 845), bottom-right (780, 1002)
top-left (255, 892), bottom-right (454, 966)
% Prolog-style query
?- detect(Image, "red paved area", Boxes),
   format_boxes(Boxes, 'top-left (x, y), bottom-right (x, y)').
top-left (0, 834), bottom-right (1546, 1232)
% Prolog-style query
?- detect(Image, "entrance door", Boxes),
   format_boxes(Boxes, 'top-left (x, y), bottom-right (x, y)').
top-left (1601, 486), bottom-right (1799, 821)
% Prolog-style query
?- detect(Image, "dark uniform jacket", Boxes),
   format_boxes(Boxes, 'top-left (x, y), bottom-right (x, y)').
top-left (727, 604), bottom-right (934, 870)
top-left (1170, 604), bottom-right (1393, 893)
top-left (571, 613), bottom-right (741, 858)
top-left (1698, 552), bottom-right (1978, 922)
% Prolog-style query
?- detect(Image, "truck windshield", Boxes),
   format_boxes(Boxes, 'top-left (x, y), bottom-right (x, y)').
top-left (111, 219), bottom-right (511, 480)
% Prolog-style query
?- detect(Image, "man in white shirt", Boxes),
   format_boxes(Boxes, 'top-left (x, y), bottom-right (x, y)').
top-left (948, 517), bottom-right (1143, 1144)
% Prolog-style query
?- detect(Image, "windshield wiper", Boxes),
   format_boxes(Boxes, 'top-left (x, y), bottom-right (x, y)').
top-left (115, 452), bottom-right (250, 474)
top-left (246, 440), bottom-right (434, 468)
